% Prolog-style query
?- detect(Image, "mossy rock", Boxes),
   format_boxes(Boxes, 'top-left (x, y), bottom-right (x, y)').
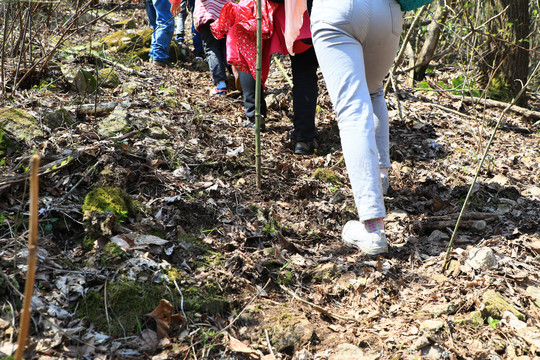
top-left (182, 283), bottom-right (228, 315)
top-left (98, 67), bottom-right (121, 88)
top-left (100, 29), bottom-right (153, 52)
top-left (73, 69), bottom-right (97, 94)
top-left (82, 186), bottom-right (133, 220)
top-left (82, 186), bottom-right (133, 245)
top-left (98, 106), bottom-right (129, 138)
top-left (42, 108), bottom-right (74, 130)
top-left (312, 168), bottom-right (341, 185)
top-left (76, 280), bottom-right (173, 337)
top-left (0, 107), bottom-right (43, 140)
top-left (0, 128), bottom-right (17, 159)
top-left (100, 242), bottom-right (128, 268)
top-left (482, 289), bottom-right (526, 321)
top-left (113, 18), bottom-right (137, 30)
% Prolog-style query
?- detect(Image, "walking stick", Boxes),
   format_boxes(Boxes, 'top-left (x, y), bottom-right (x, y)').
top-left (15, 154), bottom-right (40, 360)
top-left (254, 0), bottom-right (263, 189)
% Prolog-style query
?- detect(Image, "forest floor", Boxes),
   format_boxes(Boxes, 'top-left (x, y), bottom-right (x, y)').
top-left (0, 4), bottom-right (540, 360)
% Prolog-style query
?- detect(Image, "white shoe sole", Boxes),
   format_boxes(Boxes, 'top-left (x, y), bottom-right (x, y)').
top-left (342, 221), bottom-right (388, 255)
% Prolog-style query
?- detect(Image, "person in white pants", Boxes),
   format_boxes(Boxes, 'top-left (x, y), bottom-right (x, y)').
top-left (310, 0), bottom-right (403, 254)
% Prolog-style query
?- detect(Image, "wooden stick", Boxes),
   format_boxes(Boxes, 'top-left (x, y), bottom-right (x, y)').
top-left (15, 154), bottom-right (40, 360)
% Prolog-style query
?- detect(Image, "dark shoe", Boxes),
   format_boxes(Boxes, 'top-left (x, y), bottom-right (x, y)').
top-left (294, 140), bottom-right (317, 155)
top-left (242, 116), bottom-right (265, 131)
top-left (150, 59), bottom-right (172, 68)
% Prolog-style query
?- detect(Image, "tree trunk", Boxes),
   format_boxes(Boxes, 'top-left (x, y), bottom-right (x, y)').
top-left (414, 0), bottom-right (448, 81)
top-left (480, 0), bottom-right (529, 106)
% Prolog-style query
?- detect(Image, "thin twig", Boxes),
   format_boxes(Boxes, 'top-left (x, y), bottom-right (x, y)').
top-left (264, 329), bottom-right (274, 356)
top-left (273, 55), bottom-right (293, 88)
top-left (441, 59), bottom-right (540, 272)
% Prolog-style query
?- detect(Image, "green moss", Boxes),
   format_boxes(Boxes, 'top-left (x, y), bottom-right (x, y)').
top-left (178, 233), bottom-right (208, 256)
top-left (82, 186), bottom-right (133, 220)
top-left (76, 280), bottom-right (173, 337)
top-left (0, 107), bottom-right (43, 140)
top-left (489, 75), bottom-right (511, 102)
top-left (312, 168), bottom-right (341, 185)
top-left (0, 129), bottom-right (17, 159)
top-left (100, 242), bottom-right (127, 268)
top-left (100, 29), bottom-right (153, 53)
top-left (98, 67), bottom-right (121, 88)
top-left (183, 284), bottom-right (228, 315)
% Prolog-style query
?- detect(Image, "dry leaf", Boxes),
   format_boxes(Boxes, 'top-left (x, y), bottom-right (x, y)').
top-left (145, 299), bottom-right (185, 338)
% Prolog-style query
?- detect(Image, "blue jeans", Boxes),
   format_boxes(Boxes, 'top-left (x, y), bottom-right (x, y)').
top-left (311, 0), bottom-right (402, 221)
top-left (199, 22), bottom-right (228, 84)
top-left (147, 0), bottom-right (174, 61)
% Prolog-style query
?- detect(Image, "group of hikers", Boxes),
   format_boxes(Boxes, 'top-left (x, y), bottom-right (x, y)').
top-left (142, 0), bottom-right (405, 256)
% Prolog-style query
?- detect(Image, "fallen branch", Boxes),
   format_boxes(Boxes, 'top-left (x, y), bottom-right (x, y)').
top-left (414, 212), bottom-right (500, 232)
top-left (70, 100), bottom-right (131, 115)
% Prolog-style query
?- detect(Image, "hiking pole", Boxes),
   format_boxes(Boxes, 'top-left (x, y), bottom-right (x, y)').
top-left (254, 0), bottom-right (263, 189)
top-left (15, 154), bottom-right (40, 360)
top-left (441, 60), bottom-right (540, 272)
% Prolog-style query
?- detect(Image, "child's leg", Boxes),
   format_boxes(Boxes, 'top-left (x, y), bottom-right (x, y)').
top-left (238, 70), bottom-right (267, 119)
top-left (199, 22), bottom-right (228, 86)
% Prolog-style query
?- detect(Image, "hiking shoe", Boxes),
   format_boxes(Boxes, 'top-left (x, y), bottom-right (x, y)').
top-left (294, 140), bottom-right (317, 155)
top-left (381, 173), bottom-right (389, 195)
top-left (341, 220), bottom-right (388, 255)
top-left (210, 87), bottom-right (227, 96)
top-left (150, 59), bottom-right (172, 68)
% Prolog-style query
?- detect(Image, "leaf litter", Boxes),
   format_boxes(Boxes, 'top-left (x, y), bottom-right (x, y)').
top-left (0, 5), bottom-right (539, 360)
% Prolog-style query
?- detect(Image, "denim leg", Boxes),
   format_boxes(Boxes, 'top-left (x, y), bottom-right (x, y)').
top-left (290, 46), bottom-right (318, 142)
top-left (150, 0), bottom-right (174, 61)
top-left (145, 0), bottom-right (157, 29)
top-left (238, 70), bottom-right (267, 118)
top-left (199, 22), bottom-right (228, 84)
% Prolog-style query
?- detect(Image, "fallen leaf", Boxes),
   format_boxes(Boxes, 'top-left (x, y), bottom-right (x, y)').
top-left (145, 299), bottom-right (185, 338)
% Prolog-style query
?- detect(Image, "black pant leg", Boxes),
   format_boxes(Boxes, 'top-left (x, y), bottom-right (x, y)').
top-left (290, 46), bottom-right (318, 141)
top-left (238, 70), bottom-right (267, 119)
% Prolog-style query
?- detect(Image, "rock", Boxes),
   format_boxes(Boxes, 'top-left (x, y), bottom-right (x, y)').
top-left (113, 18), bottom-right (136, 30)
top-left (517, 327), bottom-right (540, 348)
top-left (526, 286), bottom-right (540, 307)
top-left (121, 81), bottom-right (140, 94)
top-left (43, 108), bottom-right (73, 130)
top-left (417, 303), bottom-right (456, 319)
top-left (98, 68), bottom-right (121, 88)
top-left (266, 93), bottom-right (279, 110)
top-left (98, 106), bottom-right (129, 138)
top-left (73, 69), bottom-right (97, 94)
top-left (482, 289), bottom-right (525, 321)
top-left (428, 230), bottom-right (449, 242)
top-left (470, 220), bottom-right (487, 232)
top-left (328, 344), bottom-right (363, 360)
top-left (419, 319), bottom-right (445, 333)
top-left (0, 107), bottom-right (43, 140)
top-left (311, 263), bottom-right (337, 282)
top-left (420, 345), bottom-right (447, 360)
top-left (293, 349), bottom-right (312, 360)
top-left (411, 335), bottom-right (431, 350)
top-left (522, 185), bottom-right (540, 197)
top-left (466, 247), bottom-right (498, 270)
top-left (270, 313), bottom-right (314, 353)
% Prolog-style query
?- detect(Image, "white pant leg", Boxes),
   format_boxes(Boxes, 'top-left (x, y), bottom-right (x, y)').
top-left (311, 0), bottom-right (402, 220)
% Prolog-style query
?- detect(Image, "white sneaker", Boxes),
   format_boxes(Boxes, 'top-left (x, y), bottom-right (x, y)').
top-left (341, 220), bottom-right (388, 255)
top-left (381, 173), bottom-right (389, 195)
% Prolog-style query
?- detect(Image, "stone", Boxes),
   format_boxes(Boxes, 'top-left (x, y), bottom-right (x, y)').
top-left (98, 68), bottom-right (121, 88)
top-left (411, 335), bottom-right (431, 351)
top-left (420, 345), bottom-right (446, 360)
top-left (526, 286), bottom-right (540, 307)
top-left (328, 344), bottom-right (363, 360)
top-left (466, 247), bottom-right (498, 270)
top-left (428, 230), bottom-right (449, 242)
top-left (470, 220), bottom-right (487, 232)
top-left (271, 313), bottom-right (314, 353)
top-left (0, 107), bottom-right (43, 140)
top-left (482, 289), bottom-right (525, 321)
top-left (419, 319), bottom-right (445, 333)
top-left (113, 18), bottom-right (136, 30)
top-left (98, 106), bottom-right (129, 138)
top-left (43, 108), bottom-right (73, 130)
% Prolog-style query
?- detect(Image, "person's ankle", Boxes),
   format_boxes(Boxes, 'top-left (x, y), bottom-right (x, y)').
top-left (364, 218), bottom-right (384, 233)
